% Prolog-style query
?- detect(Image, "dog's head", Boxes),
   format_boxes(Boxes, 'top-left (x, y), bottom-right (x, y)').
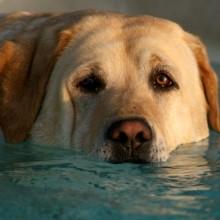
top-left (0, 11), bottom-right (219, 162)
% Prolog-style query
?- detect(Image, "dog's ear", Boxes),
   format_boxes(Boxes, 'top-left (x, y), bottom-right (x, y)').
top-left (0, 27), bottom-right (72, 143)
top-left (184, 32), bottom-right (220, 131)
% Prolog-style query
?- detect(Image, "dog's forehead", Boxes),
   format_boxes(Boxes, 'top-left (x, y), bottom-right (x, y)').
top-left (76, 13), bottom-right (183, 38)
top-left (69, 14), bottom-right (185, 63)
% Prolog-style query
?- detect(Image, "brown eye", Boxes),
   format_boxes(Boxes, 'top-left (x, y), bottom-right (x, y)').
top-left (152, 70), bottom-right (178, 91)
top-left (155, 73), bottom-right (173, 88)
top-left (76, 73), bottom-right (106, 94)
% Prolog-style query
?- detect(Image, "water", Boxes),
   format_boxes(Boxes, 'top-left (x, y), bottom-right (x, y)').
top-left (0, 64), bottom-right (220, 220)
top-left (0, 132), bottom-right (220, 220)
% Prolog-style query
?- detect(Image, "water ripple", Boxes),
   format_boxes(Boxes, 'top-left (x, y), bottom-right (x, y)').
top-left (0, 132), bottom-right (220, 219)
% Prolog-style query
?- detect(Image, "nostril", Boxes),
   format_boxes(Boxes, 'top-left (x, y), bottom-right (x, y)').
top-left (135, 131), bottom-right (149, 143)
top-left (136, 132), bottom-right (143, 143)
top-left (111, 131), bottom-right (128, 144)
top-left (117, 132), bottom-right (128, 144)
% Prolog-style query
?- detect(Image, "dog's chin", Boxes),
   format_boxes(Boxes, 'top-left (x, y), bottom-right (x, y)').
top-left (97, 143), bottom-right (170, 163)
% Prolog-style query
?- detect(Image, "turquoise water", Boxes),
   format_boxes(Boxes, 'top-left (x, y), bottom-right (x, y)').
top-left (0, 64), bottom-right (220, 220)
top-left (0, 132), bottom-right (220, 220)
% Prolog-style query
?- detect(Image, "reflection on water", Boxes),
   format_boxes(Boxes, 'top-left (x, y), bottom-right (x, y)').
top-left (0, 132), bottom-right (220, 220)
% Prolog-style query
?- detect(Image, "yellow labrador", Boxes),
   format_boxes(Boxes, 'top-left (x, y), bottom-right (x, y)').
top-left (0, 10), bottom-right (219, 162)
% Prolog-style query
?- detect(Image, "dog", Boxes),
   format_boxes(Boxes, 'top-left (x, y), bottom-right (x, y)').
top-left (0, 10), bottom-right (219, 163)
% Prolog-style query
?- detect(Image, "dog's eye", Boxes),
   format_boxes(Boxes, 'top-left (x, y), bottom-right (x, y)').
top-left (76, 73), bottom-right (106, 94)
top-left (155, 73), bottom-right (173, 88)
top-left (152, 70), bottom-right (178, 91)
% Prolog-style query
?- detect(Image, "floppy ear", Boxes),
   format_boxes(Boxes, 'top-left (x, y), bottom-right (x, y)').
top-left (184, 32), bottom-right (220, 132)
top-left (0, 28), bottom-right (72, 143)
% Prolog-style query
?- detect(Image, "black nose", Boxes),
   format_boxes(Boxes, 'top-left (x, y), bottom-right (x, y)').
top-left (106, 118), bottom-right (152, 152)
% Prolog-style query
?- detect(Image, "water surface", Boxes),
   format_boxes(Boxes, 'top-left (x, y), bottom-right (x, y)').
top-left (0, 131), bottom-right (220, 220)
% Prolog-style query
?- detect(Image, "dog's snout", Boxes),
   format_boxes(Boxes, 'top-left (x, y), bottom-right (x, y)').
top-left (106, 119), bottom-right (152, 151)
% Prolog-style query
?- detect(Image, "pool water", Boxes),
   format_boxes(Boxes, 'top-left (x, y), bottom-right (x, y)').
top-left (0, 64), bottom-right (220, 220)
top-left (0, 133), bottom-right (220, 220)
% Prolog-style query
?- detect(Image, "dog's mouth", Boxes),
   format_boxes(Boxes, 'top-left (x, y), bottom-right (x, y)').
top-left (98, 141), bottom-right (169, 163)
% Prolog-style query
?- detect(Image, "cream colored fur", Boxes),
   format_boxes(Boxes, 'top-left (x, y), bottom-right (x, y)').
top-left (31, 13), bottom-right (209, 162)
